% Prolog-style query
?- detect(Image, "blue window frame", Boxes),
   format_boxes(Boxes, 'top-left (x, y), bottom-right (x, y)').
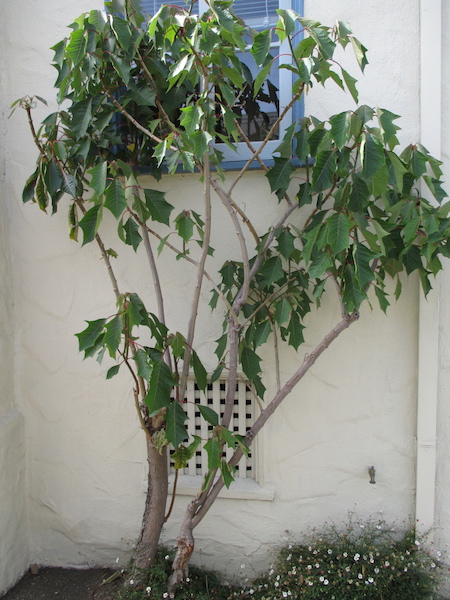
top-left (111, 0), bottom-right (304, 169)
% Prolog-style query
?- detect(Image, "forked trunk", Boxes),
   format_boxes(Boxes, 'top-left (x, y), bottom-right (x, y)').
top-left (133, 439), bottom-right (168, 576)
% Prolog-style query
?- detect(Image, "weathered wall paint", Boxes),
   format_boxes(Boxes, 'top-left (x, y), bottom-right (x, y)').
top-left (3, 0), bottom-right (450, 592)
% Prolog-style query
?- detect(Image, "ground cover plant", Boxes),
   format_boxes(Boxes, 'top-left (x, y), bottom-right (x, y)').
top-left (232, 518), bottom-right (445, 600)
top-left (15, 0), bottom-right (450, 593)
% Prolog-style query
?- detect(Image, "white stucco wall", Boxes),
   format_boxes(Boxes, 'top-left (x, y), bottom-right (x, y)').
top-left (0, 2), bottom-right (30, 594)
top-left (4, 0), bottom-right (450, 591)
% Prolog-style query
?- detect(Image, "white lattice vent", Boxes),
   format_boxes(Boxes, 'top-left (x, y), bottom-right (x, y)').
top-left (169, 378), bottom-right (255, 479)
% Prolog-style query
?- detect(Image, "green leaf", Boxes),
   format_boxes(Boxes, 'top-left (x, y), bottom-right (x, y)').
top-left (350, 36), bottom-right (369, 71)
top-left (251, 29), bottom-right (271, 67)
top-left (308, 251), bottom-right (333, 279)
top-left (342, 265), bottom-right (367, 312)
top-left (71, 99), bottom-right (92, 139)
top-left (253, 320), bottom-right (272, 348)
top-left (240, 346), bottom-right (261, 382)
top-left (258, 256), bottom-right (284, 287)
top-left (134, 348), bottom-right (152, 381)
top-left (165, 401), bottom-right (188, 447)
top-left (353, 242), bottom-right (379, 288)
top-left (88, 162), bottom-right (107, 197)
top-left (106, 364), bottom-right (120, 379)
top-left (198, 405), bottom-right (219, 427)
top-left (341, 69), bottom-right (359, 103)
top-left (361, 133), bottom-right (385, 180)
top-left (145, 360), bottom-right (175, 415)
top-left (66, 28), bottom-right (86, 66)
top-left (180, 105), bottom-right (203, 136)
top-left (104, 314), bottom-right (123, 358)
top-left (286, 312), bottom-right (305, 350)
top-left (220, 459), bottom-right (235, 488)
top-left (192, 350), bottom-right (208, 393)
top-left (276, 228), bottom-right (296, 260)
top-left (312, 151), bottom-right (337, 192)
top-left (144, 189), bottom-right (174, 226)
top-left (76, 319), bottom-right (106, 353)
top-left (61, 172), bottom-right (78, 198)
top-left (127, 82), bottom-right (156, 106)
top-left (329, 111), bottom-right (350, 150)
top-left (175, 211), bottom-right (195, 243)
top-left (105, 179), bottom-right (127, 219)
top-left (254, 60), bottom-right (272, 96)
top-left (348, 174), bottom-right (370, 212)
top-left (265, 158), bottom-right (295, 200)
top-left (374, 286), bottom-right (390, 313)
top-left (274, 297), bottom-right (291, 326)
top-left (327, 212), bottom-right (352, 255)
top-left (79, 205), bottom-right (102, 246)
top-left (123, 217), bottom-right (143, 251)
top-left (191, 130), bottom-right (212, 158)
top-left (204, 437), bottom-right (221, 471)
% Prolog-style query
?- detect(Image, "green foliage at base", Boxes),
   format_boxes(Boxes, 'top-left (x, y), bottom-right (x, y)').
top-left (119, 547), bottom-right (238, 600)
top-left (233, 519), bottom-right (445, 600)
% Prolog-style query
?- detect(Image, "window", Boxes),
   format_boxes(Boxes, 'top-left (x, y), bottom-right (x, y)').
top-left (140, 0), bottom-right (304, 167)
top-left (169, 378), bottom-right (255, 480)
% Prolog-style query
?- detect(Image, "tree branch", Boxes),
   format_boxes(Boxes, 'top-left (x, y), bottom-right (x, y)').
top-left (191, 310), bottom-right (360, 527)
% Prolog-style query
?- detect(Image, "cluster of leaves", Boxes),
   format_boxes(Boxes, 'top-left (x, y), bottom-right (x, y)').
top-left (118, 546), bottom-right (237, 600)
top-left (76, 291), bottom-right (248, 486)
top-left (232, 519), bottom-right (445, 600)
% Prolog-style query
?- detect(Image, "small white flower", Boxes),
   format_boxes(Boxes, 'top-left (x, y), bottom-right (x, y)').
top-left (431, 562), bottom-right (436, 568)
top-left (384, 561), bottom-right (390, 567)
top-left (324, 579), bottom-right (329, 585)
top-left (343, 552), bottom-right (348, 558)
top-left (165, 555), bottom-right (170, 560)
top-left (129, 580), bottom-right (134, 585)
top-left (358, 573), bottom-right (363, 579)
top-left (163, 593), bottom-right (169, 599)
top-left (327, 549), bottom-right (332, 554)
top-left (274, 581), bottom-right (279, 588)
top-left (374, 567), bottom-right (380, 574)
top-left (415, 540), bottom-right (420, 546)
top-left (319, 576), bottom-right (324, 582)
top-left (308, 581), bottom-right (313, 586)
top-left (354, 554), bottom-right (360, 561)
top-left (241, 564), bottom-right (245, 569)
top-left (186, 578), bottom-right (190, 582)
top-left (368, 577), bottom-right (374, 583)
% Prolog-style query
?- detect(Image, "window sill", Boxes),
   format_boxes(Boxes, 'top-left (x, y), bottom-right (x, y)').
top-left (168, 474), bottom-right (274, 501)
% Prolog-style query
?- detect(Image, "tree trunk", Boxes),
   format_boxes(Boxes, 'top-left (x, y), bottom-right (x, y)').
top-left (167, 501), bottom-right (196, 595)
top-left (133, 439), bottom-right (168, 576)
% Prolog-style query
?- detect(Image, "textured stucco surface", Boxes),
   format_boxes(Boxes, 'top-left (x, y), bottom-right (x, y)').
top-left (3, 0), bottom-right (450, 592)
top-left (0, 0), bottom-right (30, 593)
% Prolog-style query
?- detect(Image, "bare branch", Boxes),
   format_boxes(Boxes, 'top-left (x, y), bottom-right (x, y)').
top-left (191, 310), bottom-right (360, 527)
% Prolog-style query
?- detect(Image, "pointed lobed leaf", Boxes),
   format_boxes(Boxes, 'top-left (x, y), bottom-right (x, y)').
top-left (79, 205), bottom-right (102, 246)
top-left (265, 158), bottom-right (295, 200)
top-left (312, 150), bottom-right (337, 192)
top-left (327, 212), bottom-right (352, 255)
top-left (192, 350), bottom-right (208, 393)
top-left (145, 360), bottom-right (175, 416)
top-left (144, 189), bottom-right (174, 226)
top-left (105, 179), bottom-right (127, 220)
top-left (165, 401), bottom-right (188, 447)
top-left (198, 405), bottom-right (219, 427)
top-left (103, 314), bottom-right (123, 358)
top-left (76, 319), bottom-right (106, 353)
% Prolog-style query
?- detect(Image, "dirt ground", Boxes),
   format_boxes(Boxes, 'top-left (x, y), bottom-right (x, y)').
top-left (1, 567), bottom-right (122, 600)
